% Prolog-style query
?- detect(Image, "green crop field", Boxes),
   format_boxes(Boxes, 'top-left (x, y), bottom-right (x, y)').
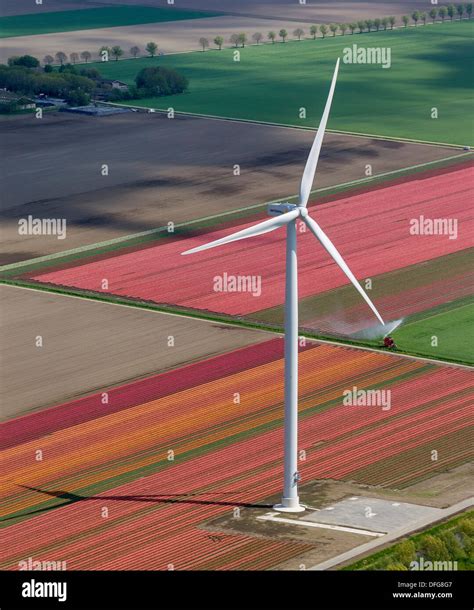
top-left (0, 6), bottom-right (220, 38)
top-left (97, 21), bottom-right (474, 145)
top-left (394, 298), bottom-right (474, 364)
top-left (251, 246), bottom-right (473, 366)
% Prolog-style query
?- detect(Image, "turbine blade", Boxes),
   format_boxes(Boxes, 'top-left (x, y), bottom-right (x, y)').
top-left (182, 209), bottom-right (300, 255)
top-left (304, 214), bottom-right (385, 325)
top-left (299, 59), bottom-right (340, 208)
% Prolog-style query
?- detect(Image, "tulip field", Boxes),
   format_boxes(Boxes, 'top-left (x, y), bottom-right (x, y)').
top-left (31, 164), bottom-right (472, 318)
top-left (1, 339), bottom-right (472, 570)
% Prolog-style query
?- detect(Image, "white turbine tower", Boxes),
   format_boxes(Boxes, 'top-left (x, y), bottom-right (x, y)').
top-left (182, 59), bottom-right (385, 513)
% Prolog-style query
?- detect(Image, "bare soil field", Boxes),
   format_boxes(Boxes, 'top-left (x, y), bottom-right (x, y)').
top-left (170, 0), bottom-right (434, 22)
top-left (0, 284), bottom-right (268, 419)
top-left (0, 111), bottom-right (454, 264)
top-left (0, 15), bottom-right (316, 62)
top-left (1, 0), bottom-right (431, 21)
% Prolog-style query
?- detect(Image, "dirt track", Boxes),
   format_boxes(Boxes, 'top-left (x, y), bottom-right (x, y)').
top-left (0, 284), bottom-right (268, 419)
top-left (0, 111), bottom-right (453, 264)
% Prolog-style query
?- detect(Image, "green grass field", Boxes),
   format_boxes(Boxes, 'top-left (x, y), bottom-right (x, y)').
top-left (394, 298), bottom-right (473, 364)
top-left (97, 21), bottom-right (474, 145)
top-left (0, 6), bottom-right (220, 38)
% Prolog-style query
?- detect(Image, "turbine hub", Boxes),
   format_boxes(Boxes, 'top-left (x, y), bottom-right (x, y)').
top-left (299, 207), bottom-right (309, 218)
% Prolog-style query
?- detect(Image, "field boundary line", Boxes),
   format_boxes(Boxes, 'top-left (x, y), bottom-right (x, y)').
top-left (106, 103), bottom-right (473, 150)
top-left (2, 282), bottom-right (472, 370)
top-left (1, 151), bottom-right (471, 274)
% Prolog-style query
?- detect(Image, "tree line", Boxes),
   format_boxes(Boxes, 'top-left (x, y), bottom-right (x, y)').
top-left (41, 42), bottom-right (160, 66)
top-left (197, 3), bottom-right (472, 49)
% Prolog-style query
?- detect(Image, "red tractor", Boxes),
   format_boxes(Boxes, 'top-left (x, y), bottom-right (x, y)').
top-left (383, 336), bottom-right (397, 350)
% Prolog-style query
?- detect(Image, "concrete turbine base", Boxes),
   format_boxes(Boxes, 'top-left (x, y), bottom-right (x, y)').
top-left (273, 498), bottom-right (306, 513)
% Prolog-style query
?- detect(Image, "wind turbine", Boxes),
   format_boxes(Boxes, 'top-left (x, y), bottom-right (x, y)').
top-left (182, 59), bottom-right (385, 513)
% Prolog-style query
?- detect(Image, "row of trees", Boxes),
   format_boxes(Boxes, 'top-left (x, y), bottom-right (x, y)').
top-left (42, 42), bottom-right (160, 66)
top-left (402, 3), bottom-right (472, 26)
top-left (198, 3), bottom-right (472, 50)
top-left (199, 22), bottom-right (395, 49)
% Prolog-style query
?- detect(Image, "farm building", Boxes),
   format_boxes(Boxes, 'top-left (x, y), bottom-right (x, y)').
top-left (101, 79), bottom-right (129, 91)
top-left (0, 90), bottom-right (36, 111)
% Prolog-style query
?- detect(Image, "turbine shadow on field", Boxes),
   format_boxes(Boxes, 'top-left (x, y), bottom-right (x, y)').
top-left (250, 139), bottom-right (389, 172)
top-left (3, 486), bottom-right (271, 522)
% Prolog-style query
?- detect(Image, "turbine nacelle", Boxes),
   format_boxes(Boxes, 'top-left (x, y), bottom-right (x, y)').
top-left (267, 202), bottom-right (298, 217)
